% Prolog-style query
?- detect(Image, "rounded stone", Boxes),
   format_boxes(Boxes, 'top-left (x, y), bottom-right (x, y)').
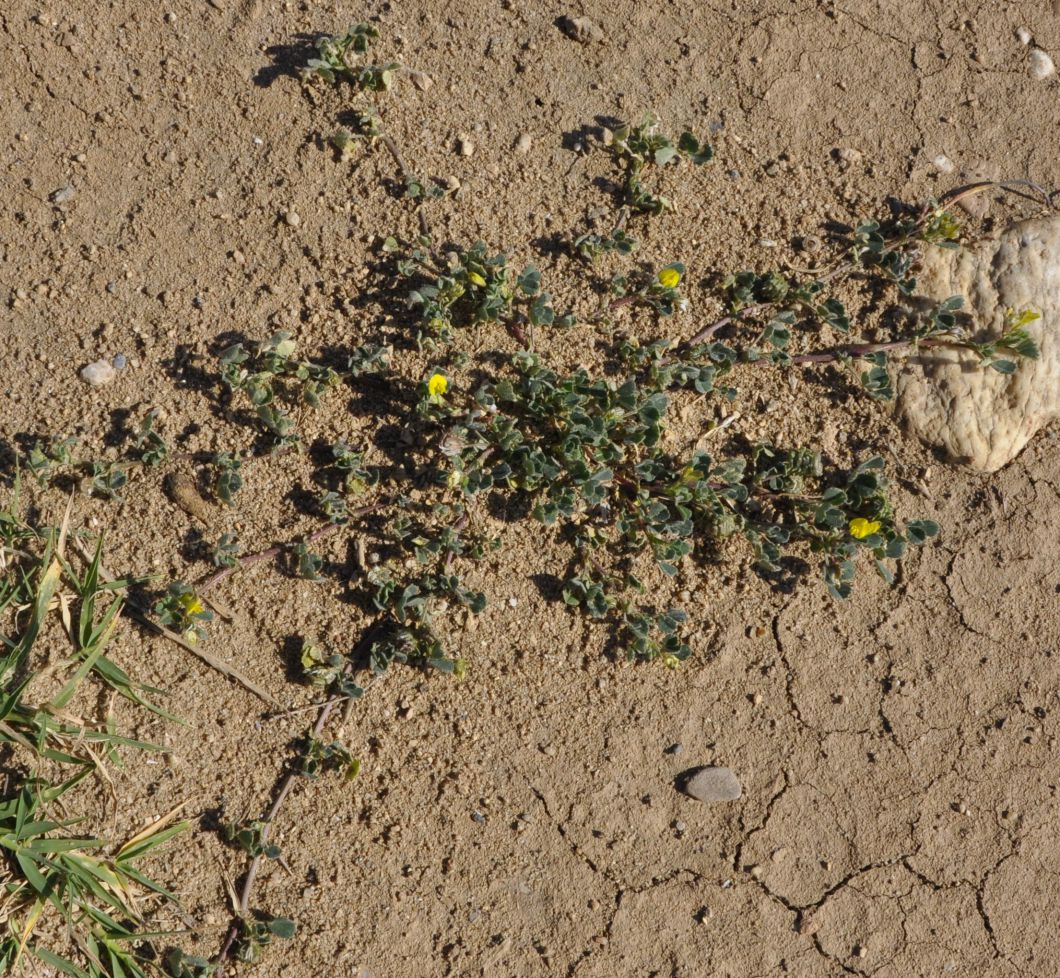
top-left (679, 766), bottom-right (742, 803)
top-left (80, 359), bottom-right (117, 386)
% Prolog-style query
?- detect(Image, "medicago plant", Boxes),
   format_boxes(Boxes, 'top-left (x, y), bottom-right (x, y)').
top-left (194, 23), bottom-right (1040, 682)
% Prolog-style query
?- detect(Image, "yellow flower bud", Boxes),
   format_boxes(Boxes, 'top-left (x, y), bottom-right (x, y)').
top-left (467, 271), bottom-right (487, 287)
top-left (428, 373), bottom-right (448, 398)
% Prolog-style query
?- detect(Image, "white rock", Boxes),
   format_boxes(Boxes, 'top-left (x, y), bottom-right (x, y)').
top-left (1016, 27), bottom-right (1032, 46)
top-left (80, 359), bottom-right (117, 386)
top-left (1029, 48), bottom-right (1056, 80)
top-left (457, 135), bottom-right (475, 157)
top-left (932, 154), bottom-right (955, 174)
top-left (515, 133), bottom-right (533, 154)
top-left (50, 184), bottom-right (75, 203)
top-left (283, 209), bottom-right (301, 227)
top-left (896, 215), bottom-right (1060, 471)
top-left (680, 766), bottom-right (742, 803)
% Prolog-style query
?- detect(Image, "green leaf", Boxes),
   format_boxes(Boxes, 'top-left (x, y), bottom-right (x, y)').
top-left (517, 265), bottom-right (541, 296)
top-left (267, 917), bottom-right (297, 939)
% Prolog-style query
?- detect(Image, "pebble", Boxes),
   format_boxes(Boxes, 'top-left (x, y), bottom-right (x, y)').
top-left (112, 353), bottom-right (127, 369)
top-left (679, 766), bottom-right (742, 803)
top-left (80, 359), bottom-right (116, 386)
top-left (1029, 48), bottom-right (1056, 80)
top-left (664, 742), bottom-right (683, 755)
top-left (559, 15), bottom-right (603, 44)
top-left (283, 209), bottom-right (301, 227)
top-left (835, 146), bottom-right (863, 165)
top-left (1016, 27), bottom-right (1032, 46)
top-left (457, 134), bottom-right (475, 157)
top-left (515, 132), bottom-right (533, 154)
top-left (408, 70), bottom-right (434, 91)
top-left (50, 184), bottom-right (76, 204)
top-left (932, 153), bottom-right (955, 174)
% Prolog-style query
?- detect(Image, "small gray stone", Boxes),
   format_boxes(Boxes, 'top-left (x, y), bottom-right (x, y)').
top-left (679, 766), bottom-right (742, 803)
top-left (50, 184), bottom-right (76, 204)
top-left (80, 359), bottom-right (117, 386)
top-left (112, 353), bottom-right (127, 369)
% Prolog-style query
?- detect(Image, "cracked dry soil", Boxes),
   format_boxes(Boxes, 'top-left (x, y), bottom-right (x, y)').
top-left (2, 0), bottom-right (1059, 976)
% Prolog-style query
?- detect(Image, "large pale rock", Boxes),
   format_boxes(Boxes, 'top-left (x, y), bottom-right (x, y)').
top-left (896, 215), bottom-right (1060, 472)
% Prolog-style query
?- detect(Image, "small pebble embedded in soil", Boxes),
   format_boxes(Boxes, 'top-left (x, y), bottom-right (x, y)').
top-left (79, 359), bottom-right (116, 386)
top-left (558, 15), bottom-right (603, 44)
top-left (1029, 47), bottom-right (1056, 80)
top-left (408, 70), bottom-right (434, 91)
top-left (679, 766), bottom-right (742, 803)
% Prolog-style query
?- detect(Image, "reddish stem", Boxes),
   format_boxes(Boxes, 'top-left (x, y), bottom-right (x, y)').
top-left (199, 501), bottom-right (387, 593)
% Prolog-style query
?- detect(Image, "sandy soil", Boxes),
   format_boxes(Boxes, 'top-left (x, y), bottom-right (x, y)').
top-left (2, 0), bottom-right (1059, 975)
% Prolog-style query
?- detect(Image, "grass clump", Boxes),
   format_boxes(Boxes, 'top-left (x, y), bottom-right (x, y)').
top-left (0, 501), bottom-right (188, 976)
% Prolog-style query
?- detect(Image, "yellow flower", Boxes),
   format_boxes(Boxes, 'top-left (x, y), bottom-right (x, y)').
top-left (849, 517), bottom-right (881, 540)
top-left (428, 373), bottom-right (448, 398)
top-left (177, 592), bottom-right (204, 617)
top-left (657, 267), bottom-right (681, 289)
top-left (467, 271), bottom-right (487, 287)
